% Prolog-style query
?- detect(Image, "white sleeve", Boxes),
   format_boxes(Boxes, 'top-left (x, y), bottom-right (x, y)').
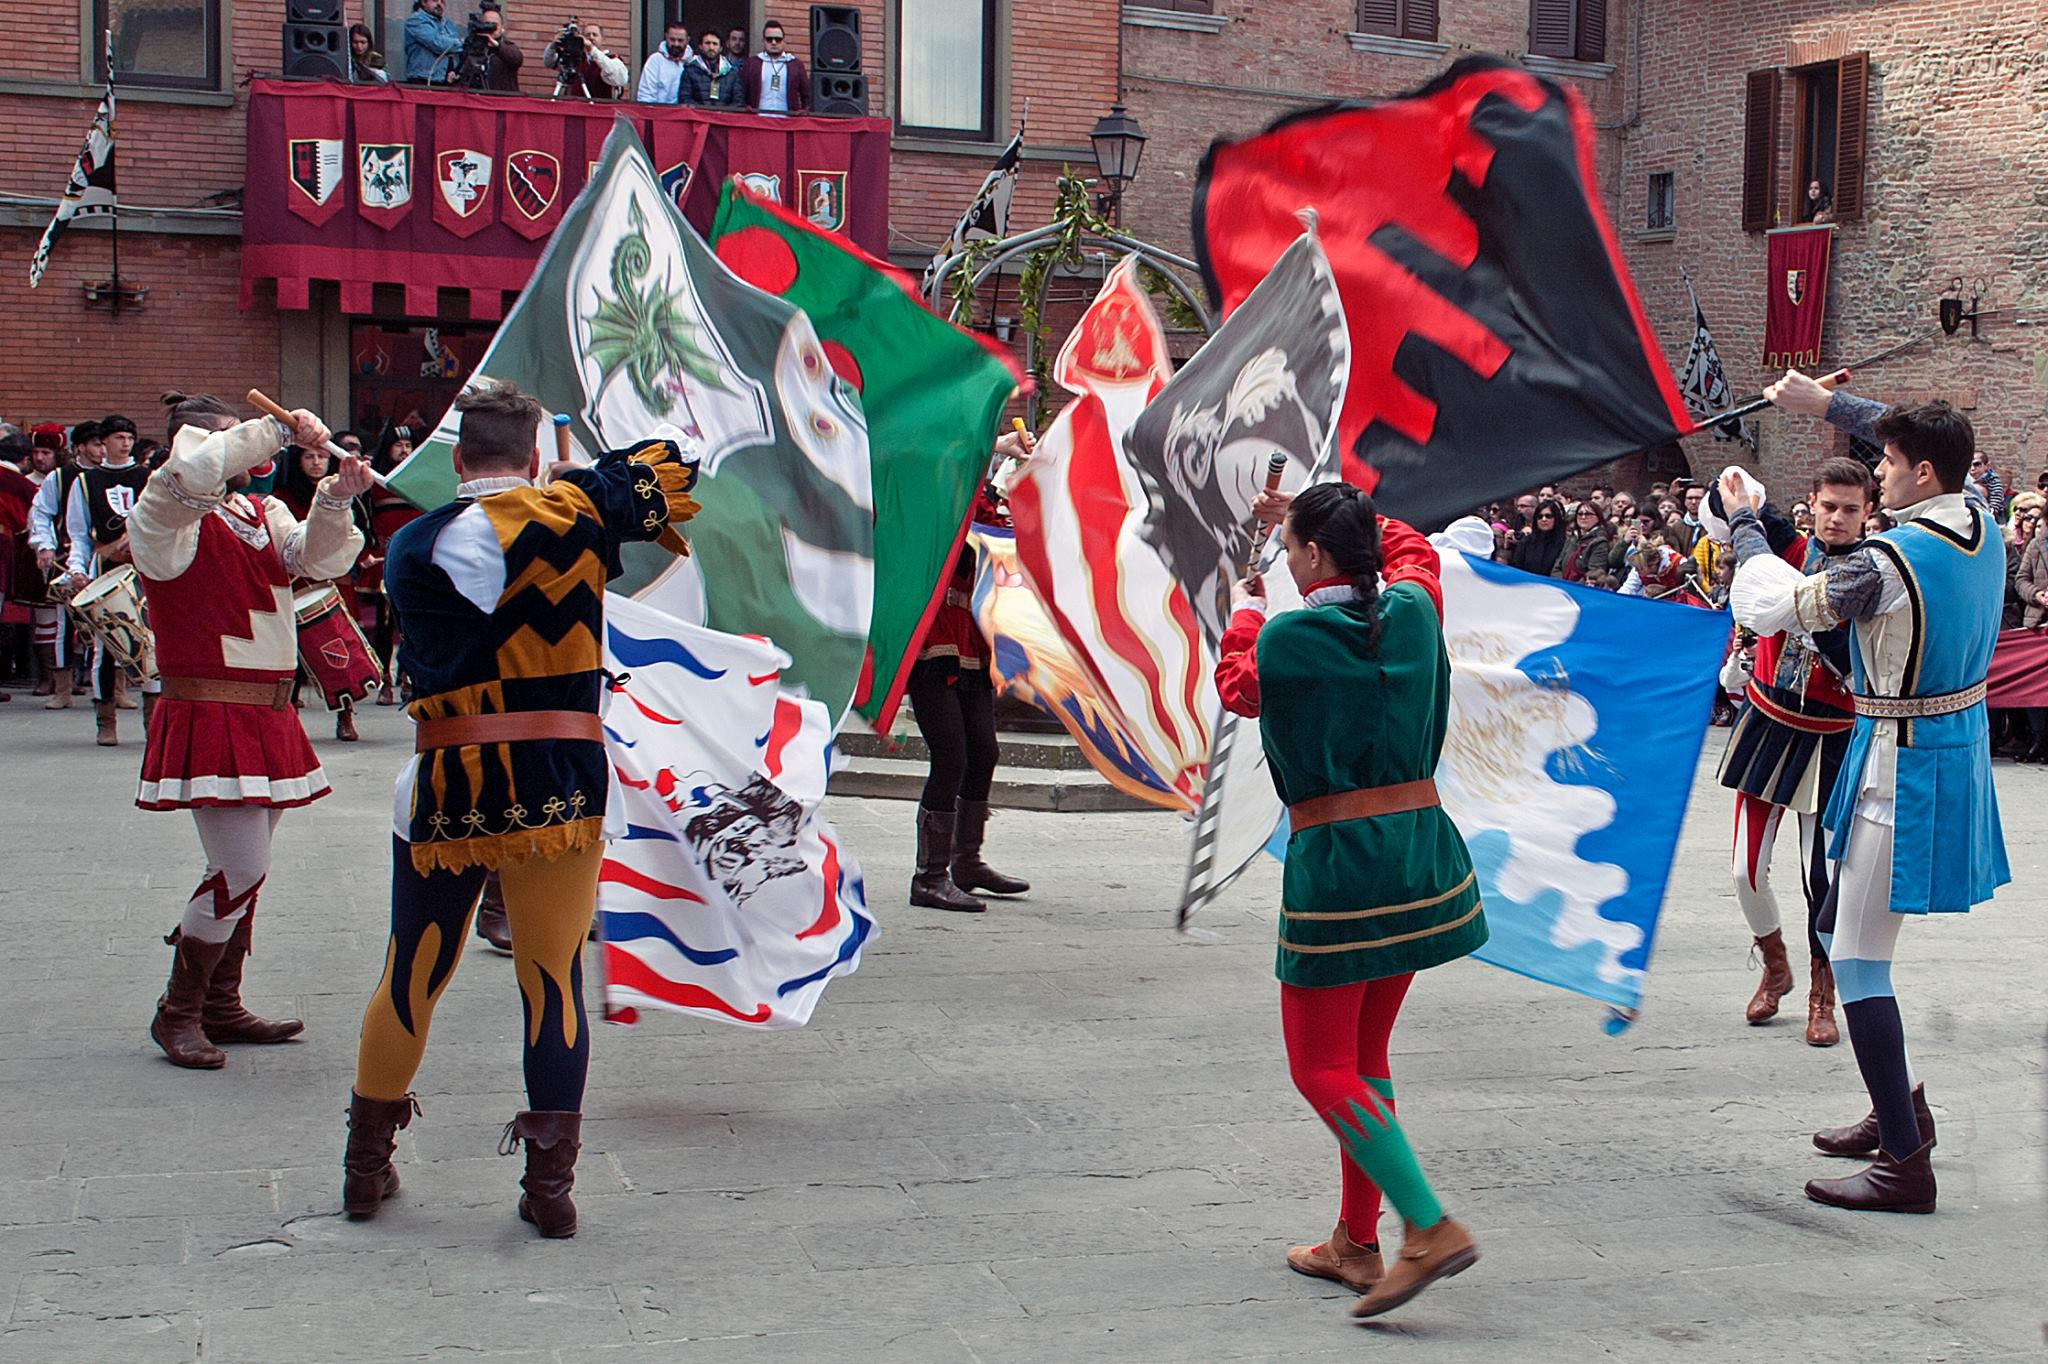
top-left (64, 481), bottom-right (93, 578)
top-left (1729, 553), bottom-right (1806, 636)
top-left (635, 56), bottom-right (662, 102)
top-left (1617, 568), bottom-right (1643, 597)
top-left (594, 47), bottom-right (628, 91)
top-left (272, 487), bottom-right (367, 583)
top-left (27, 475), bottom-right (63, 551)
top-left (431, 502), bottom-right (507, 613)
top-left (128, 417), bottom-right (289, 582)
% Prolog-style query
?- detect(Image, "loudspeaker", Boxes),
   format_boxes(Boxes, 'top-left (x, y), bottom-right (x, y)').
top-left (811, 70), bottom-right (868, 116)
top-left (283, 22), bottom-right (348, 79)
top-left (285, 0), bottom-right (343, 21)
top-left (809, 5), bottom-right (862, 72)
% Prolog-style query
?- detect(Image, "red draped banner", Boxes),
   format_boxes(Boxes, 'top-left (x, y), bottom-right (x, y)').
top-left (1764, 224), bottom-right (1834, 368)
top-left (241, 81), bottom-right (890, 313)
top-left (1988, 627), bottom-right (2048, 709)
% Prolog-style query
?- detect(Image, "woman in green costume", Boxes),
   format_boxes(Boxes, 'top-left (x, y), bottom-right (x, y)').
top-left (1215, 481), bottom-right (1487, 1319)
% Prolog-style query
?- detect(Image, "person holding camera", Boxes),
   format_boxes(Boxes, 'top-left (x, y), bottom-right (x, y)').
top-left (403, 0), bottom-right (464, 81)
top-left (456, 6), bottom-right (523, 91)
top-left (543, 19), bottom-right (626, 99)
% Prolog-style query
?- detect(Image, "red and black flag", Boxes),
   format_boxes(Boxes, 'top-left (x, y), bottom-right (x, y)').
top-left (1193, 56), bottom-right (1691, 527)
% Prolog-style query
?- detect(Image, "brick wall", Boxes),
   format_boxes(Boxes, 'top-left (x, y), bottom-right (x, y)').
top-left (1619, 0), bottom-right (2048, 495)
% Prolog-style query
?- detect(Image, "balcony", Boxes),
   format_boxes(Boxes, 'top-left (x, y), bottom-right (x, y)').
top-left (241, 78), bottom-right (890, 318)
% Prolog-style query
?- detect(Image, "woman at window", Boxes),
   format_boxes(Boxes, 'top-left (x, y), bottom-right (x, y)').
top-left (349, 24), bottom-right (390, 83)
top-left (1803, 179), bottom-right (1833, 223)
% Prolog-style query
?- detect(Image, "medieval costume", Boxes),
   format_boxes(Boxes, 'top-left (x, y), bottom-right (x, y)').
top-left (344, 439), bottom-right (698, 1239)
top-left (64, 452), bottom-right (154, 743)
top-left (906, 486), bottom-right (1027, 913)
top-left (1715, 501), bottom-right (1856, 1044)
top-left (24, 427), bottom-right (80, 709)
top-left (127, 413), bottom-right (365, 1070)
top-left (1728, 392), bottom-right (2009, 1213)
top-left (1214, 500), bottom-right (1485, 1317)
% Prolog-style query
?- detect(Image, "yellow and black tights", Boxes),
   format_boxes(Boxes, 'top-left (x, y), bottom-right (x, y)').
top-left (355, 838), bottom-right (603, 1112)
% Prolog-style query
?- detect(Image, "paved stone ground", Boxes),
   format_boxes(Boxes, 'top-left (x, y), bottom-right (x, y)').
top-left (1, 700), bottom-right (2042, 1363)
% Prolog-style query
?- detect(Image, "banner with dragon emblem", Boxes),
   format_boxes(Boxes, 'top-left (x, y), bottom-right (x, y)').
top-left (389, 120), bottom-right (877, 720)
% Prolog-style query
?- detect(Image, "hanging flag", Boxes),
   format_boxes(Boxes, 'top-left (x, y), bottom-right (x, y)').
top-left (500, 111), bottom-right (568, 242)
top-left (387, 120), bottom-right (876, 720)
top-left (284, 92), bottom-right (348, 229)
top-left (1764, 224), bottom-right (1834, 368)
top-left (920, 121), bottom-right (1023, 309)
top-left (597, 594), bottom-right (872, 1031)
top-left (432, 106), bottom-right (498, 238)
top-left (1676, 277), bottom-right (1757, 450)
top-left (1005, 257), bottom-right (1212, 810)
top-left (710, 183), bottom-right (1022, 733)
top-left (1124, 223), bottom-right (1350, 651)
top-left (1192, 56), bottom-right (1693, 526)
top-left (29, 33), bottom-right (117, 288)
top-left (354, 99), bottom-right (417, 232)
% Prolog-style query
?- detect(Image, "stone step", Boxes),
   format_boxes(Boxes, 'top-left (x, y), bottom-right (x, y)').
top-left (827, 754), bottom-right (1170, 814)
top-left (836, 726), bottom-right (1101, 772)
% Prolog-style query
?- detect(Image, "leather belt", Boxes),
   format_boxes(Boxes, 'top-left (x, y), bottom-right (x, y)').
top-left (162, 676), bottom-right (294, 709)
top-left (1850, 681), bottom-right (1987, 720)
top-left (414, 710), bottom-right (603, 753)
top-left (1289, 779), bottom-right (1440, 833)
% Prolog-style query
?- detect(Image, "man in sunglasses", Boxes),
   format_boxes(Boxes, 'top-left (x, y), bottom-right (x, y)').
top-left (742, 20), bottom-right (808, 113)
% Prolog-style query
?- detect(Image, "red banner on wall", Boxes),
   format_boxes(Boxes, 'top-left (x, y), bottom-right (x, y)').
top-left (241, 81), bottom-right (891, 315)
top-left (1764, 225), bottom-right (1834, 368)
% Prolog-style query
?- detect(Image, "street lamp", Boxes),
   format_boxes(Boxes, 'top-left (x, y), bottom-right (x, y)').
top-left (1089, 103), bottom-right (1146, 225)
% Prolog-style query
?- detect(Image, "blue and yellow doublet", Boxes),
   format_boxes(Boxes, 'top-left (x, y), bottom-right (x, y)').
top-left (385, 441), bottom-right (699, 873)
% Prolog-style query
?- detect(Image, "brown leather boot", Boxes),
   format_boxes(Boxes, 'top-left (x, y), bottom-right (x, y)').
top-left (43, 666), bottom-right (72, 709)
top-left (94, 700), bottom-right (118, 746)
top-left (202, 915), bottom-right (305, 1044)
top-left (1286, 1220), bottom-right (1383, 1291)
top-left (1744, 929), bottom-right (1794, 1023)
top-left (112, 670), bottom-right (137, 709)
top-left (502, 1111), bottom-right (582, 1238)
top-left (950, 799), bottom-right (1029, 896)
top-left (1804, 959), bottom-right (1840, 1047)
top-left (1805, 1139), bottom-right (1936, 1213)
top-left (149, 931), bottom-right (229, 1069)
top-left (1814, 1085), bottom-right (1936, 1156)
top-left (141, 688), bottom-right (159, 732)
top-left (343, 1091), bottom-right (419, 1220)
top-left (335, 703), bottom-right (358, 742)
top-left (1350, 1216), bottom-right (1479, 1318)
top-left (910, 806), bottom-right (984, 913)
top-left (473, 873), bottom-right (513, 954)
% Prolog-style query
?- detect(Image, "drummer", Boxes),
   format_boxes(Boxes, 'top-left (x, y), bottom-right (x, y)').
top-left (126, 392), bottom-right (368, 1071)
top-left (279, 444), bottom-right (376, 742)
top-left (61, 414), bottom-right (152, 746)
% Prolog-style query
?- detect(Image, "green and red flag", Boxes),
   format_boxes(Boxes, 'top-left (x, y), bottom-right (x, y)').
top-left (710, 183), bottom-right (1022, 732)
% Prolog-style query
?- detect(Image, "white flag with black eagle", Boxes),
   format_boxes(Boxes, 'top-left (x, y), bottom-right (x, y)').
top-left (1677, 278), bottom-right (1756, 451)
top-left (30, 32), bottom-right (117, 288)
top-left (920, 121), bottom-right (1023, 310)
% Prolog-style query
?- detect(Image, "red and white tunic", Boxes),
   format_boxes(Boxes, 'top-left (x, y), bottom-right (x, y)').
top-left (127, 417), bottom-right (365, 809)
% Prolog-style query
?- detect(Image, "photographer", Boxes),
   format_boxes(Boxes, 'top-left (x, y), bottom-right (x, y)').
top-left (403, 0), bottom-right (463, 82)
top-left (451, 6), bottom-right (524, 91)
top-left (542, 18), bottom-right (626, 99)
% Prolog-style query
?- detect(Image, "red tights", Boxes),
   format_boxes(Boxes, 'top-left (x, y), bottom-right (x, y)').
top-left (1279, 973), bottom-right (1414, 1247)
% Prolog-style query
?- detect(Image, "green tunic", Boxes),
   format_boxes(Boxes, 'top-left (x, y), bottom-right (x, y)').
top-left (1256, 581), bottom-right (1487, 987)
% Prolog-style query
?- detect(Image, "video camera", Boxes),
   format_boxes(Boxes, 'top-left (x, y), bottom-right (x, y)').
top-left (551, 16), bottom-right (586, 73)
top-left (449, 8), bottom-right (498, 89)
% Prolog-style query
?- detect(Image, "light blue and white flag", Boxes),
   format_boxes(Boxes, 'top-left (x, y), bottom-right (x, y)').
top-left (1432, 526), bottom-right (1731, 1023)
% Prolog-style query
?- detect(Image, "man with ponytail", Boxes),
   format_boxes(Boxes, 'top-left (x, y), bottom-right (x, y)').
top-left (1214, 481), bottom-right (1487, 1319)
top-left (126, 391), bottom-right (370, 1071)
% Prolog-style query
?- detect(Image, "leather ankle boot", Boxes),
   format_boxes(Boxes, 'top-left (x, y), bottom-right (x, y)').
top-left (335, 704), bottom-right (358, 742)
top-left (1814, 1085), bottom-right (1936, 1156)
top-left (473, 874), bottom-right (513, 954)
top-left (43, 667), bottom-right (72, 709)
top-left (150, 930), bottom-right (229, 1069)
top-left (343, 1091), bottom-right (419, 1220)
top-left (112, 671), bottom-right (137, 709)
top-left (502, 1110), bottom-right (582, 1238)
top-left (1744, 929), bottom-right (1794, 1023)
top-left (1350, 1216), bottom-right (1479, 1318)
top-left (1804, 958), bottom-right (1840, 1047)
top-left (950, 799), bottom-right (1030, 896)
top-left (202, 915), bottom-right (305, 1044)
top-left (910, 806), bottom-right (984, 913)
top-left (1286, 1219), bottom-right (1383, 1291)
top-left (1805, 1139), bottom-right (1936, 1213)
top-left (95, 700), bottom-right (118, 746)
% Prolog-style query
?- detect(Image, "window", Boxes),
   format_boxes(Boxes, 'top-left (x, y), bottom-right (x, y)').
top-left (1528, 0), bottom-right (1606, 63)
top-left (1150, 1), bottom-right (1215, 9)
top-left (1741, 53), bottom-right (1869, 231)
top-left (1357, 0), bottom-right (1439, 42)
top-left (897, 0), bottom-right (996, 140)
top-left (1646, 172), bottom-right (1674, 231)
top-left (94, 0), bottom-right (221, 91)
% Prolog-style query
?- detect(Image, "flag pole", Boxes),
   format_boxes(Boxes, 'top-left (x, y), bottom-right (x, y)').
top-left (1680, 327), bottom-right (1944, 437)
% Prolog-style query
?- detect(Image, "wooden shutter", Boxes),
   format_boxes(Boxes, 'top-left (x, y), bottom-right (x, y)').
top-left (1574, 0), bottom-right (1606, 61)
top-left (1356, 0), bottom-right (1399, 35)
top-left (1833, 52), bottom-right (1870, 221)
top-left (1401, 0), bottom-right (1440, 41)
top-left (1529, 0), bottom-right (1573, 57)
top-left (1741, 68), bottom-right (1780, 232)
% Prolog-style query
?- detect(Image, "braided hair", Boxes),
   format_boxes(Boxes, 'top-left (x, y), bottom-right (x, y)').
top-left (161, 390), bottom-right (238, 445)
top-left (1287, 482), bottom-right (1386, 655)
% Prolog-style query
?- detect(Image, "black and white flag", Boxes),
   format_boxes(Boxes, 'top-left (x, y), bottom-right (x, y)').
top-left (920, 121), bottom-right (1023, 309)
top-left (1676, 278), bottom-right (1756, 450)
top-left (1123, 223), bottom-right (1350, 650)
top-left (29, 32), bottom-right (117, 288)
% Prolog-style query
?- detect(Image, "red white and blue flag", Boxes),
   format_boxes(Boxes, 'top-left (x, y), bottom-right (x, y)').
top-left (597, 594), bottom-right (871, 1030)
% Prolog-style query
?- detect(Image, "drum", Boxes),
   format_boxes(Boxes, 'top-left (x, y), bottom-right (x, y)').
top-left (294, 585), bottom-right (382, 710)
top-left (71, 565), bottom-right (157, 681)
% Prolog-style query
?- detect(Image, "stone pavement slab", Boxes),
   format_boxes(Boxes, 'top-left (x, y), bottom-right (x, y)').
top-left (1, 700), bottom-right (2043, 1362)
